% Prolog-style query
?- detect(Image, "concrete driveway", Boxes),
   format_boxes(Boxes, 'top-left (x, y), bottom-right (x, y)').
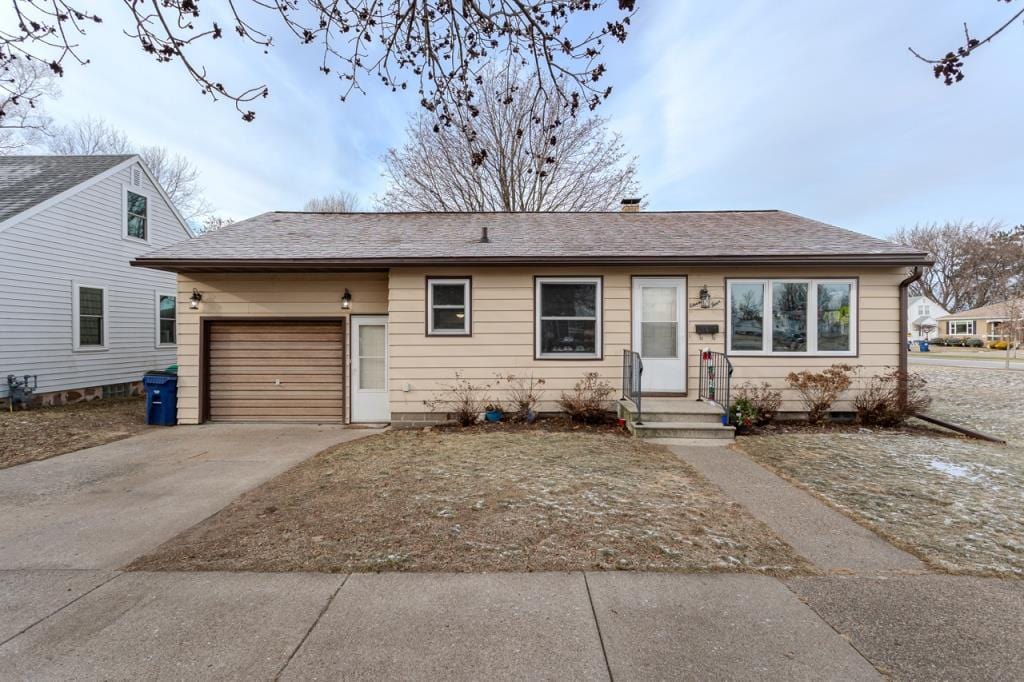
top-left (0, 424), bottom-right (377, 570)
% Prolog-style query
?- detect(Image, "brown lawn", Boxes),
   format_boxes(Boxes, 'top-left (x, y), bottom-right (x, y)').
top-left (129, 429), bottom-right (812, 574)
top-left (0, 397), bottom-right (149, 469)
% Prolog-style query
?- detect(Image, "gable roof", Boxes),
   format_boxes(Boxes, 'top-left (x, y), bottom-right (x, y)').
top-left (938, 299), bottom-right (1024, 321)
top-left (134, 210), bottom-right (931, 272)
top-left (0, 154), bottom-right (193, 238)
top-left (0, 155), bottom-right (133, 225)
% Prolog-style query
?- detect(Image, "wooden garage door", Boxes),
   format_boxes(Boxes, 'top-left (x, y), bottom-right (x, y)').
top-left (206, 320), bottom-right (345, 422)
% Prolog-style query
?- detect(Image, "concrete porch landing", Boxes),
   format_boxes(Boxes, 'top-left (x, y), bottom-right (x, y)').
top-left (618, 397), bottom-right (735, 441)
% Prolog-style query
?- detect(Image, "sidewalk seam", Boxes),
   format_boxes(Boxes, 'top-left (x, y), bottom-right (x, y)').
top-left (779, 579), bottom-right (883, 679)
top-left (273, 573), bottom-right (349, 681)
top-left (582, 572), bottom-right (614, 682)
top-left (0, 571), bottom-right (122, 649)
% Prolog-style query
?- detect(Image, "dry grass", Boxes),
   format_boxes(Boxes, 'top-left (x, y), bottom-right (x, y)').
top-left (737, 431), bottom-right (1024, 577)
top-left (129, 430), bottom-right (812, 574)
top-left (0, 397), bottom-right (149, 469)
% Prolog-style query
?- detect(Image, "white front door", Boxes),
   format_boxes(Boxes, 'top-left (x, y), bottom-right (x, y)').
top-left (351, 315), bottom-right (390, 422)
top-left (632, 277), bottom-right (687, 393)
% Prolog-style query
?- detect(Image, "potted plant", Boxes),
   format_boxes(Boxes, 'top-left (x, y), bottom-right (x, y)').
top-left (484, 404), bottom-right (504, 422)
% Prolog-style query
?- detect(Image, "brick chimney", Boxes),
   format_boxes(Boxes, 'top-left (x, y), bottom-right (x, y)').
top-left (620, 198), bottom-right (641, 213)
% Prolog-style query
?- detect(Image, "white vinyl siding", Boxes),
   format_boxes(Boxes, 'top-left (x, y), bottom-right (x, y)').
top-left (727, 278), bottom-right (857, 356)
top-left (0, 161), bottom-right (185, 398)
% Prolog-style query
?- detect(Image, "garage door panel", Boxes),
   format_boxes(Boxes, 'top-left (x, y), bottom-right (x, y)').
top-left (207, 320), bottom-right (345, 423)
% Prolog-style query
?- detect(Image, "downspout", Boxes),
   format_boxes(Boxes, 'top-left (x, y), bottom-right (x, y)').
top-left (899, 266), bottom-right (924, 408)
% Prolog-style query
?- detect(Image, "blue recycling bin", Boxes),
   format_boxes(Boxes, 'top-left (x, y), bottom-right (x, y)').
top-left (917, 340), bottom-right (930, 353)
top-left (143, 371), bottom-right (178, 426)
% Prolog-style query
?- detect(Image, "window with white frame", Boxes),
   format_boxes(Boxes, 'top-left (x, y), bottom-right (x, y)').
top-left (949, 320), bottom-right (974, 335)
top-left (157, 293), bottom-right (176, 345)
top-left (124, 186), bottom-right (148, 240)
top-left (426, 278), bottom-right (471, 335)
top-left (73, 283), bottom-right (107, 350)
top-left (535, 277), bottom-right (602, 358)
top-left (728, 279), bottom-right (856, 355)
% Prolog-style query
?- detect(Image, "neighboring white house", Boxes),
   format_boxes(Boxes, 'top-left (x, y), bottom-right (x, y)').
top-left (907, 294), bottom-right (949, 340)
top-left (0, 155), bottom-right (192, 405)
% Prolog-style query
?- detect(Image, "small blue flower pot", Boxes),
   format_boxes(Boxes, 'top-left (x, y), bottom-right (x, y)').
top-left (485, 409), bottom-right (503, 422)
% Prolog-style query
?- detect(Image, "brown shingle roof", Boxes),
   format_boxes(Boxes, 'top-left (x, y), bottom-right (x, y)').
top-left (133, 210), bottom-right (931, 271)
top-left (938, 299), bottom-right (1024, 320)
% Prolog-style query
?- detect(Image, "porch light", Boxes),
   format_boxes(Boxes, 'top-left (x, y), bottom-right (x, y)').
top-left (189, 288), bottom-right (203, 309)
top-left (341, 289), bottom-right (352, 310)
top-left (698, 285), bottom-right (712, 309)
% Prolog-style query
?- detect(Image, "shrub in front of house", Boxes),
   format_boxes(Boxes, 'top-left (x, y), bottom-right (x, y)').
top-left (734, 381), bottom-right (782, 426)
top-left (729, 397), bottom-right (758, 432)
top-left (785, 363), bottom-right (855, 424)
top-left (853, 369), bottom-right (931, 427)
top-left (965, 337), bottom-right (985, 347)
top-left (990, 340), bottom-right (1010, 350)
top-left (930, 337), bottom-right (947, 346)
top-left (425, 372), bottom-right (492, 427)
top-left (558, 372), bottom-right (615, 424)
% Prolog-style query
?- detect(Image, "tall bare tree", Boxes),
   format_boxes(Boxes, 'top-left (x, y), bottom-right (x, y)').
top-left (303, 190), bottom-right (360, 212)
top-left (0, 58), bottom-right (57, 152)
top-left (0, 1), bottom-right (636, 159)
top-left (46, 117), bottom-right (212, 223)
top-left (891, 221), bottom-right (1024, 312)
top-left (378, 70), bottom-right (640, 212)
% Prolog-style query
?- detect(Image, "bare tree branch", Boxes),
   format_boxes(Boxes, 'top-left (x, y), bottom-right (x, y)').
top-left (377, 67), bottom-right (640, 212)
top-left (909, 0), bottom-right (1024, 85)
top-left (0, 57), bottom-right (58, 152)
top-left (1, 0), bottom-right (637, 147)
top-left (303, 189), bottom-right (360, 212)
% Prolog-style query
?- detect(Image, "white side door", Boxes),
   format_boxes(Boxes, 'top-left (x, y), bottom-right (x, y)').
top-left (351, 315), bottom-right (390, 422)
top-left (632, 277), bottom-right (687, 393)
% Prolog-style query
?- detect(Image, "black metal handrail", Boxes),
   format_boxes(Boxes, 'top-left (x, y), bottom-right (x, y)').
top-left (698, 348), bottom-right (733, 425)
top-left (622, 349), bottom-right (643, 425)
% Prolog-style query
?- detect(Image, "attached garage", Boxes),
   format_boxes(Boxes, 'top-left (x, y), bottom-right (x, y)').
top-left (204, 319), bottom-right (345, 423)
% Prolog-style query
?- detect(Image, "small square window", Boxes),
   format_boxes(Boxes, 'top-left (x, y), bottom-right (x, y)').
top-left (427, 278), bottom-right (471, 335)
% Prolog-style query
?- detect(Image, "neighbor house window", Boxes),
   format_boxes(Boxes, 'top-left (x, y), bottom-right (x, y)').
top-left (535, 276), bottom-right (602, 359)
top-left (73, 283), bottom-right (107, 350)
top-left (157, 293), bottom-right (176, 345)
top-left (124, 187), bottom-right (148, 240)
top-left (426, 278), bottom-right (471, 335)
top-left (949, 320), bottom-right (974, 335)
top-left (728, 279), bottom-right (856, 355)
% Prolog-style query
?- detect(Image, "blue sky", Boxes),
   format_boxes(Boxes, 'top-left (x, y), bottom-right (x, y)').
top-left (25, 1), bottom-right (1024, 237)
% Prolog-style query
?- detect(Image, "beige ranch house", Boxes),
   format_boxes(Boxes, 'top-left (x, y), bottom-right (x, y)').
top-left (132, 209), bottom-right (931, 432)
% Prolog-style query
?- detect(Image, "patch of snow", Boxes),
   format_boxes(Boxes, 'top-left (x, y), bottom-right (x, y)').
top-left (927, 459), bottom-right (981, 481)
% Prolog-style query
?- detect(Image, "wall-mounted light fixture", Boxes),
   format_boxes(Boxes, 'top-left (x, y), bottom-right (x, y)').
top-left (341, 289), bottom-right (352, 310)
top-left (690, 285), bottom-right (721, 309)
top-left (189, 288), bottom-right (203, 309)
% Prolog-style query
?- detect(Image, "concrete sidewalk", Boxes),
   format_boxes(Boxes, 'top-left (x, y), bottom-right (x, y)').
top-left (671, 445), bottom-right (925, 575)
top-left (2, 569), bottom-right (1021, 680)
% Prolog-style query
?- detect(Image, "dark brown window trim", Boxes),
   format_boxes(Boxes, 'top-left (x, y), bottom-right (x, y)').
top-left (723, 276), bottom-right (862, 360)
top-left (424, 276), bottom-right (473, 337)
top-left (533, 275), bottom-right (605, 361)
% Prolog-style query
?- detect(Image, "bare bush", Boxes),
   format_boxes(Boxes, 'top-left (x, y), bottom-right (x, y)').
top-left (854, 370), bottom-right (932, 427)
top-left (558, 372), bottom-right (614, 424)
top-left (499, 374), bottom-right (546, 423)
top-left (424, 372), bottom-right (491, 427)
top-left (734, 382), bottom-right (782, 426)
top-left (786, 364), bottom-right (855, 424)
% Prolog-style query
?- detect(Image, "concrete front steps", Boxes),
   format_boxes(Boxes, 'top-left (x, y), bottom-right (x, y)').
top-left (618, 397), bottom-right (735, 442)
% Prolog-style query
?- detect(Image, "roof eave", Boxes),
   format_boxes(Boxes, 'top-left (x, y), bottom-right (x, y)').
top-left (132, 252), bottom-right (934, 273)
